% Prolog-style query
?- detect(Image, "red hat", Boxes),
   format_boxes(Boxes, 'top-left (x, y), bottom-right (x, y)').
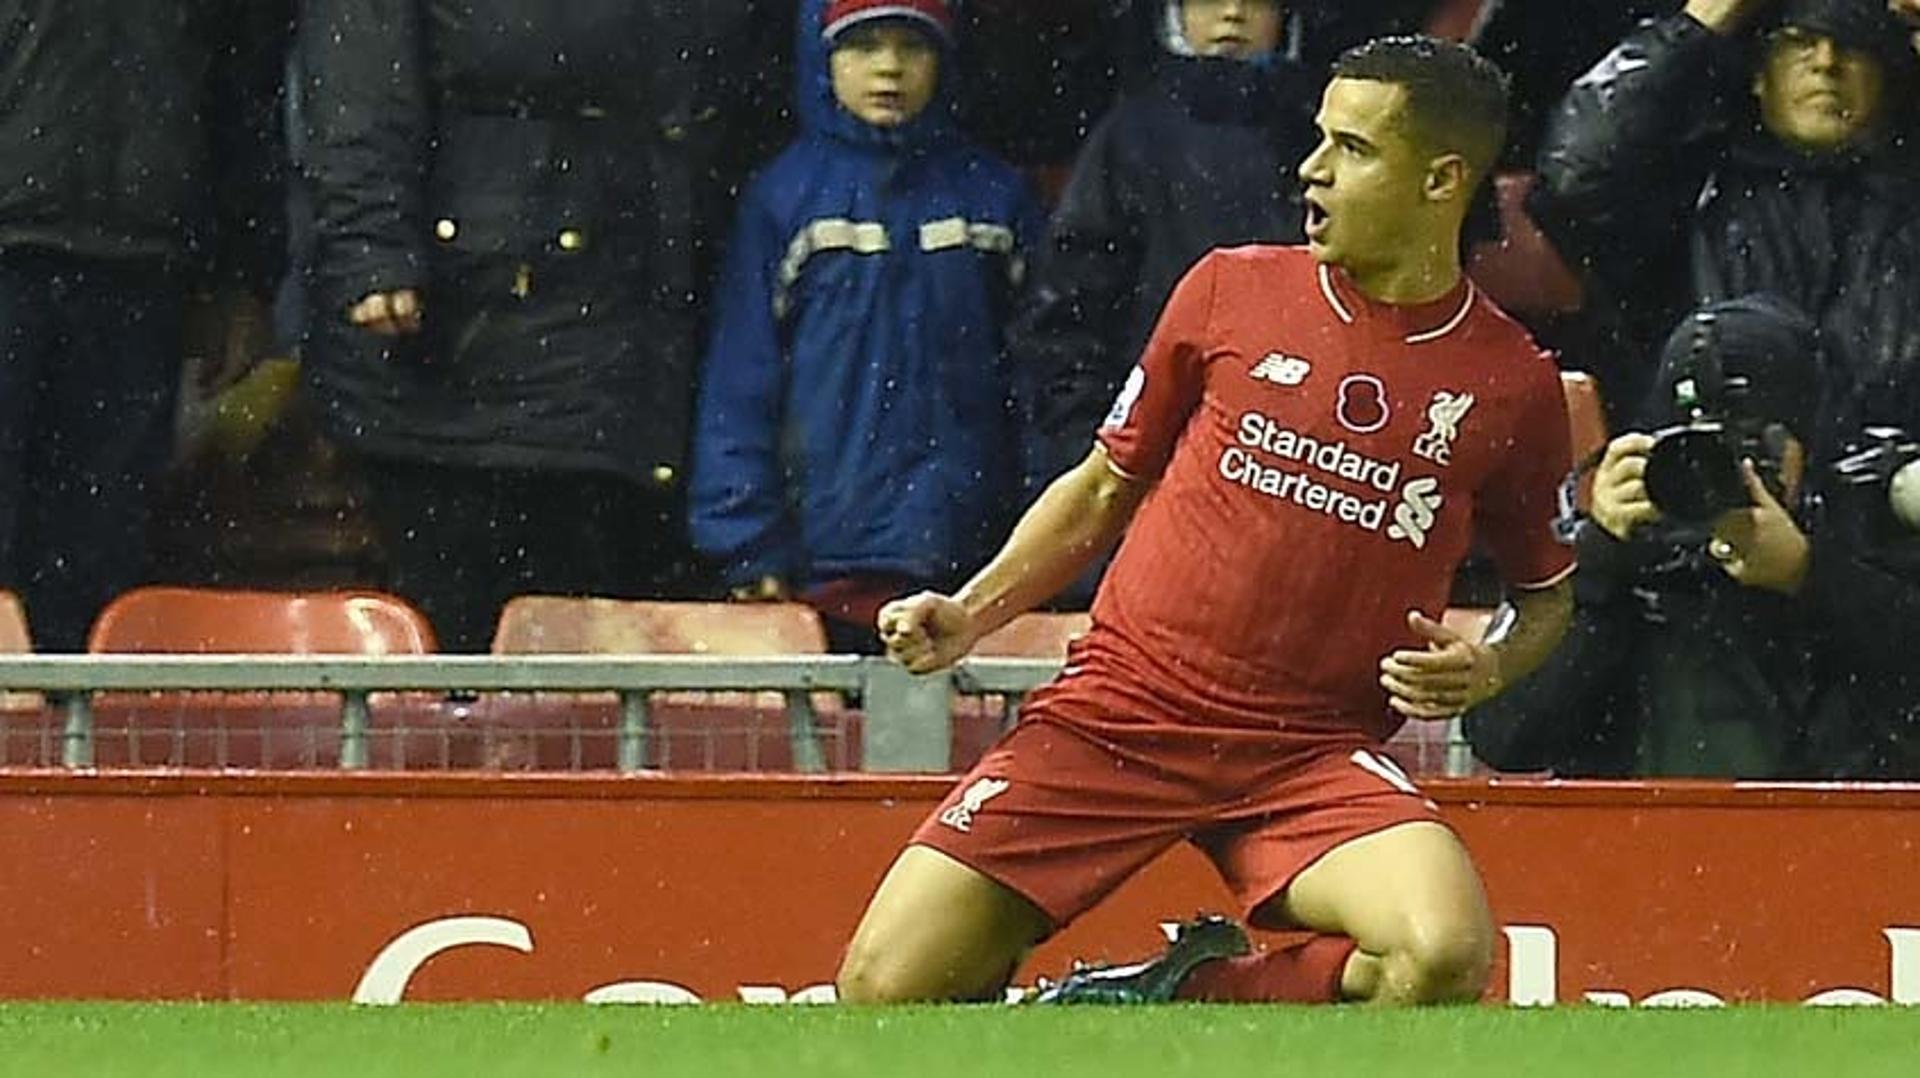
top-left (823, 0), bottom-right (955, 45)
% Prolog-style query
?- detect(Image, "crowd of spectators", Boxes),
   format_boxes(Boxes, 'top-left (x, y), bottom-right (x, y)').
top-left (2, 0), bottom-right (1917, 776)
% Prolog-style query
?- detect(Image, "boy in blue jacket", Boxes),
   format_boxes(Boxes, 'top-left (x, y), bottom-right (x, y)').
top-left (691, 0), bottom-right (1042, 652)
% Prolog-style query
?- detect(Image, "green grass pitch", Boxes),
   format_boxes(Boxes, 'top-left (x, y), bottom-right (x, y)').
top-left (0, 1003), bottom-right (1913, 1077)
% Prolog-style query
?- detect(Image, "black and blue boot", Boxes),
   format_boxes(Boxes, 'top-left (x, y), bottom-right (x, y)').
top-left (1027, 916), bottom-right (1251, 1004)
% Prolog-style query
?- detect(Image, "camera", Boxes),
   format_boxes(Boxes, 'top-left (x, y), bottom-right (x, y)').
top-left (1832, 426), bottom-right (1920, 534)
top-left (1640, 312), bottom-right (1792, 527)
top-left (1642, 416), bottom-right (1790, 527)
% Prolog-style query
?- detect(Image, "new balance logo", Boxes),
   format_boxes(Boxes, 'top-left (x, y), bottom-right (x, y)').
top-left (938, 777), bottom-right (1010, 833)
top-left (1250, 352), bottom-right (1313, 387)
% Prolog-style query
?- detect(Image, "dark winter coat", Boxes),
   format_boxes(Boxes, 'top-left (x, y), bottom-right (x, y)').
top-left (689, 0), bottom-right (1041, 590)
top-left (1464, 492), bottom-right (1920, 780)
top-left (0, 0), bottom-right (288, 291)
top-left (1529, 13), bottom-right (1920, 426)
top-left (1009, 51), bottom-right (1317, 488)
top-left (1469, 0), bottom-right (1669, 168)
top-left (297, 0), bottom-right (790, 480)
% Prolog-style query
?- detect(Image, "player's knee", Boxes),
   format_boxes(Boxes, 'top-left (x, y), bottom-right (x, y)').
top-left (835, 940), bottom-right (934, 1005)
top-left (1382, 921), bottom-right (1492, 1005)
top-left (1408, 925), bottom-right (1493, 1004)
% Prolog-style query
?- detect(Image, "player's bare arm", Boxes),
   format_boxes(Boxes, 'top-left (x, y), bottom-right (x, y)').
top-left (1377, 578), bottom-right (1573, 720)
top-left (878, 445), bottom-right (1149, 673)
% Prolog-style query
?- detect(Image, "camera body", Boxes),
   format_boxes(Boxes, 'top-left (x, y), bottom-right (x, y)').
top-left (1640, 313), bottom-right (1792, 528)
top-left (1832, 426), bottom-right (1920, 534)
top-left (1643, 414), bottom-right (1789, 528)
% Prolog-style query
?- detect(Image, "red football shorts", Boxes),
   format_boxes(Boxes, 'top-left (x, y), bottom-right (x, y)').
top-left (911, 676), bottom-right (1447, 930)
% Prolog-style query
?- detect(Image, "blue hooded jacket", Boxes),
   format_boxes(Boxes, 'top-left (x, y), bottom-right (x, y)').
top-left (690, 0), bottom-right (1042, 589)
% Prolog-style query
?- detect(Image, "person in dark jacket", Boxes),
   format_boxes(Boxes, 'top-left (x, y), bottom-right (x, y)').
top-left (297, 0), bottom-right (792, 651)
top-left (1466, 295), bottom-right (1920, 779)
top-left (689, 0), bottom-right (1042, 653)
top-left (0, 0), bottom-right (289, 650)
top-left (1010, 1), bottom-right (1323, 501)
top-left (1468, 0), bottom-right (1670, 169)
top-left (1528, 0), bottom-right (1920, 422)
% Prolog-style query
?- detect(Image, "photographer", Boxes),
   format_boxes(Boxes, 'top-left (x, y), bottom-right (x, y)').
top-left (1529, 0), bottom-right (1920, 417)
top-left (1466, 296), bottom-right (1920, 779)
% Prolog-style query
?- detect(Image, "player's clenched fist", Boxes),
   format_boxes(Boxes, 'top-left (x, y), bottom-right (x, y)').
top-left (877, 591), bottom-right (978, 674)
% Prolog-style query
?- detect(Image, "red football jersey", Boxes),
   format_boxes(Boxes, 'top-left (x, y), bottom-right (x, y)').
top-left (1089, 245), bottom-right (1574, 740)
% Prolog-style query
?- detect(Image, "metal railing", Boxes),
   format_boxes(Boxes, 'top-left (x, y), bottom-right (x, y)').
top-left (0, 655), bottom-right (1471, 775)
top-left (0, 655), bottom-right (1063, 773)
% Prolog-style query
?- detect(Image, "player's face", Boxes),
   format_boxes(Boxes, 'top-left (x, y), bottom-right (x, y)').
top-left (831, 22), bottom-right (941, 128)
top-left (1179, 0), bottom-right (1285, 60)
top-left (1754, 26), bottom-right (1886, 153)
top-left (1296, 78), bottom-right (1440, 275)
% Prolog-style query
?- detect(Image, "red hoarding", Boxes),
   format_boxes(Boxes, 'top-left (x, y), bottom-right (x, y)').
top-left (1, 773), bottom-right (1916, 1006)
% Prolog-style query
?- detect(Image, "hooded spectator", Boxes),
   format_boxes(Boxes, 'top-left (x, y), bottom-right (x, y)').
top-left (689, 0), bottom-right (1042, 652)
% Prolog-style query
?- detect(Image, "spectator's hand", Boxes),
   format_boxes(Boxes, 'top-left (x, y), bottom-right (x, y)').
top-left (183, 289), bottom-right (275, 395)
top-left (728, 575), bottom-right (792, 603)
top-left (877, 591), bottom-right (978, 675)
top-left (1684, 0), bottom-right (1777, 34)
top-left (1590, 432), bottom-right (1662, 542)
top-left (1708, 459), bottom-right (1810, 594)
top-left (1379, 611), bottom-right (1501, 720)
top-left (348, 288), bottom-right (424, 336)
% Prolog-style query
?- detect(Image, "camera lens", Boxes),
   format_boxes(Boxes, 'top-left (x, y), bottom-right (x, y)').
top-left (1644, 425), bottom-right (1748, 525)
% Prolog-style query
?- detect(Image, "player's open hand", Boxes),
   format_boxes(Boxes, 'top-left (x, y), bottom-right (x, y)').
top-left (1379, 610), bottom-right (1500, 720)
top-left (877, 591), bottom-right (977, 674)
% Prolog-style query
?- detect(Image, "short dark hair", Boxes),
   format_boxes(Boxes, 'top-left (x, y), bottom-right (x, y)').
top-left (1331, 36), bottom-right (1511, 177)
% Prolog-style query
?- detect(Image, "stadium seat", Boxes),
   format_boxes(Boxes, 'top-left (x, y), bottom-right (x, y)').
top-left (1561, 370), bottom-right (1608, 463)
top-left (972, 611), bottom-right (1092, 659)
top-left (1425, 0), bottom-right (1489, 39)
top-left (1467, 172), bottom-right (1586, 320)
top-left (87, 586), bottom-right (436, 654)
top-left (483, 597), bottom-right (845, 772)
top-left (951, 612), bottom-right (1095, 768)
top-left (490, 597), bottom-right (824, 657)
top-left (83, 587), bottom-right (438, 769)
top-left (0, 590), bottom-right (30, 654)
top-left (1562, 370), bottom-right (1609, 509)
top-left (0, 590), bottom-right (54, 765)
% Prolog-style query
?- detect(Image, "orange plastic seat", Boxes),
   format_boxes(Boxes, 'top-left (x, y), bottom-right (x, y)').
top-left (1467, 172), bottom-right (1587, 320)
top-left (87, 586), bottom-right (436, 654)
top-left (1425, 0), bottom-right (1489, 39)
top-left (949, 612), bottom-right (1095, 768)
top-left (1561, 370), bottom-right (1610, 509)
top-left (0, 590), bottom-right (29, 654)
top-left (83, 587), bottom-right (437, 769)
top-left (0, 590), bottom-right (55, 765)
top-left (483, 598), bottom-right (845, 772)
top-left (491, 597), bottom-right (824, 656)
top-left (971, 612), bottom-right (1092, 659)
top-left (1561, 370), bottom-right (1608, 464)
